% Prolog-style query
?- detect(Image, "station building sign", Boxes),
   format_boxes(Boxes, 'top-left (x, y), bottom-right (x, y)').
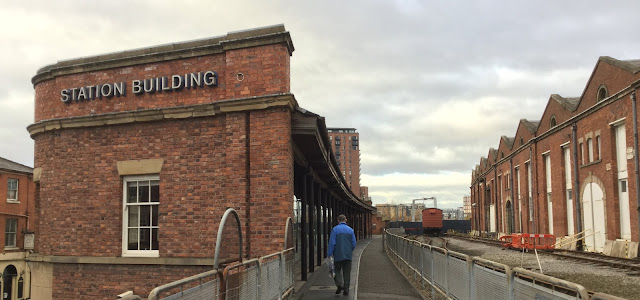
top-left (60, 71), bottom-right (218, 103)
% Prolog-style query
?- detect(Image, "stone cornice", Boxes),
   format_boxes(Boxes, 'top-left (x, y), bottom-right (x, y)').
top-left (32, 25), bottom-right (294, 86)
top-left (28, 93), bottom-right (297, 137)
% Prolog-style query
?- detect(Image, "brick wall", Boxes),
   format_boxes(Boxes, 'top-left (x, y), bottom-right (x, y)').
top-left (34, 107), bottom-right (292, 257)
top-left (53, 264), bottom-right (210, 299)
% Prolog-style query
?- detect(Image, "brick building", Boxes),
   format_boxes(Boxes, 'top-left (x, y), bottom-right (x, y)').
top-left (470, 56), bottom-right (640, 255)
top-left (0, 157), bottom-right (36, 300)
top-left (463, 195), bottom-right (471, 219)
top-left (327, 128), bottom-right (362, 196)
top-left (28, 25), bottom-right (373, 299)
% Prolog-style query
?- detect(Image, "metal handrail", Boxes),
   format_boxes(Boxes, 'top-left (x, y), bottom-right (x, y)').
top-left (147, 269), bottom-right (219, 300)
top-left (214, 208), bottom-right (243, 270)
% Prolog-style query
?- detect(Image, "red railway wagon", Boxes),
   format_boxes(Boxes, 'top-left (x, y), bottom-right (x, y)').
top-left (422, 208), bottom-right (443, 235)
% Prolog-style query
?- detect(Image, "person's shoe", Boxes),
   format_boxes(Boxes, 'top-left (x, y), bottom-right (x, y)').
top-left (335, 286), bottom-right (342, 294)
top-left (343, 289), bottom-right (349, 296)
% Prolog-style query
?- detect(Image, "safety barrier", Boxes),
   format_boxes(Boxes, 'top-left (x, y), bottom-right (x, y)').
top-left (147, 248), bottom-right (294, 300)
top-left (500, 233), bottom-right (556, 250)
top-left (384, 230), bottom-right (626, 299)
top-left (145, 213), bottom-right (296, 300)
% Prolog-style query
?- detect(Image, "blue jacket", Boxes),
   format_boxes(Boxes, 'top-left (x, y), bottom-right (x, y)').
top-left (328, 222), bottom-right (356, 262)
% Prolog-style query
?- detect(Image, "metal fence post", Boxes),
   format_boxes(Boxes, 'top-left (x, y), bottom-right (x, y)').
top-left (469, 258), bottom-right (475, 300)
top-left (278, 251), bottom-right (283, 300)
top-left (508, 267), bottom-right (516, 300)
top-left (421, 244), bottom-right (425, 289)
top-left (445, 249), bottom-right (450, 299)
top-left (430, 246), bottom-right (435, 299)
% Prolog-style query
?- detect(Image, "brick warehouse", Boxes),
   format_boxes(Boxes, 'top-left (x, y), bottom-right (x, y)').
top-left (27, 25), bottom-right (373, 299)
top-left (470, 56), bottom-right (640, 256)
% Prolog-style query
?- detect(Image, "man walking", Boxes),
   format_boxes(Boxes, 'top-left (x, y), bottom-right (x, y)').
top-left (328, 214), bottom-right (357, 296)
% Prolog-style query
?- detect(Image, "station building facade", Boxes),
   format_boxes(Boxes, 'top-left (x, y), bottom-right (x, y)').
top-left (28, 25), bottom-right (373, 299)
top-left (470, 56), bottom-right (640, 256)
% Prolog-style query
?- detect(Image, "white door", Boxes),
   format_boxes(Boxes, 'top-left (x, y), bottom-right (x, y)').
top-left (582, 183), bottom-right (606, 252)
top-left (615, 125), bottom-right (631, 240)
top-left (490, 204), bottom-right (496, 232)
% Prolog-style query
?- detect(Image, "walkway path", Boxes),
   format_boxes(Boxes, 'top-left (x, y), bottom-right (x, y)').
top-left (293, 235), bottom-right (423, 300)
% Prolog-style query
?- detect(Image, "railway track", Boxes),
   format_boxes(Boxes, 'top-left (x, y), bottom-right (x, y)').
top-left (549, 250), bottom-right (640, 275)
top-left (449, 234), bottom-right (640, 275)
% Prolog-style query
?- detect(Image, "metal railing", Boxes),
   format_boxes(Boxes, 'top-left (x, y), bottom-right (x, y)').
top-left (146, 213), bottom-right (296, 300)
top-left (384, 230), bottom-right (626, 300)
top-left (147, 248), bottom-right (294, 300)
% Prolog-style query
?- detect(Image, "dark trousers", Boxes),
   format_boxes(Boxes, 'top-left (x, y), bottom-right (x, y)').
top-left (334, 259), bottom-right (352, 290)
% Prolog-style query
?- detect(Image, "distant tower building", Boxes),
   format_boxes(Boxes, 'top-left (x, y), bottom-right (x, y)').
top-left (463, 195), bottom-right (471, 219)
top-left (327, 128), bottom-right (361, 197)
top-left (360, 186), bottom-right (370, 203)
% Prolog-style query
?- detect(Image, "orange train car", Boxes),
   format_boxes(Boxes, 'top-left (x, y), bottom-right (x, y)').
top-left (422, 208), bottom-right (443, 236)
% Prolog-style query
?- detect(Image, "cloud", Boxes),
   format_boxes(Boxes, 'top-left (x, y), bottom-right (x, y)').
top-left (3, 0), bottom-right (640, 208)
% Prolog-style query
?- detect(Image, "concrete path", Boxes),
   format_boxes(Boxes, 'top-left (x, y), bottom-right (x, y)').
top-left (356, 236), bottom-right (422, 300)
top-left (293, 235), bottom-right (422, 300)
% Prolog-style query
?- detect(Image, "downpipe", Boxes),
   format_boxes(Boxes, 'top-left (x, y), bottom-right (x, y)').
top-left (572, 124), bottom-right (583, 251)
top-left (631, 92), bottom-right (640, 243)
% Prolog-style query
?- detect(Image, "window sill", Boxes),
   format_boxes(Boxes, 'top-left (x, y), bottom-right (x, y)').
top-left (580, 159), bottom-right (602, 168)
top-left (4, 247), bottom-right (19, 251)
top-left (6, 200), bottom-right (19, 204)
top-left (122, 250), bottom-right (160, 258)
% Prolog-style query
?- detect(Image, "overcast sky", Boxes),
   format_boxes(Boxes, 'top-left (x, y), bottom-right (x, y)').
top-left (2, 1), bottom-right (640, 208)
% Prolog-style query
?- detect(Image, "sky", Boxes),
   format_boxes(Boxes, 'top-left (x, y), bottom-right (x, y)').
top-left (2, 0), bottom-right (640, 209)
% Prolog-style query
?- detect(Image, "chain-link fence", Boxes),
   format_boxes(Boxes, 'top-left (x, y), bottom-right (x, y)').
top-left (384, 230), bottom-right (626, 300)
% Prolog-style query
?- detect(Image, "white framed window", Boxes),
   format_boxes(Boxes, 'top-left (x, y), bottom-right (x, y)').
top-left (544, 154), bottom-right (553, 234)
top-left (587, 138), bottom-right (594, 163)
top-left (7, 179), bottom-right (18, 202)
top-left (596, 135), bottom-right (601, 160)
top-left (5, 218), bottom-right (17, 248)
top-left (122, 175), bottom-right (159, 257)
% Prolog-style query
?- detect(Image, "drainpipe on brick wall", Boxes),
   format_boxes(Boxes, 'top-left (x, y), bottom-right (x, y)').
top-left (631, 92), bottom-right (640, 243)
top-left (245, 112), bottom-right (251, 258)
top-left (509, 159), bottom-right (515, 233)
top-left (494, 167), bottom-right (498, 235)
top-left (572, 123), bottom-right (583, 251)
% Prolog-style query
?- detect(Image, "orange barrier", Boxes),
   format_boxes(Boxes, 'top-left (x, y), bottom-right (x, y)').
top-left (519, 233), bottom-right (556, 250)
top-left (499, 235), bottom-right (513, 248)
top-left (499, 234), bottom-right (556, 250)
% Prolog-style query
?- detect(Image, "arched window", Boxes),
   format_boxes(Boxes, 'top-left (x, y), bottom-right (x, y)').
top-left (550, 116), bottom-right (557, 128)
top-left (520, 137), bottom-right (524, 146)
top-left (597, 85), bottom-right (608, 102)
top-left (501, 152), bottom-right (504, 159)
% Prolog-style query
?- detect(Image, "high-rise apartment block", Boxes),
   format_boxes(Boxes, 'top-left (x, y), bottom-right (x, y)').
top-left (463, 195), bottom-right (471, 219)
top-left (327, 128), bottom-right (364, 198)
